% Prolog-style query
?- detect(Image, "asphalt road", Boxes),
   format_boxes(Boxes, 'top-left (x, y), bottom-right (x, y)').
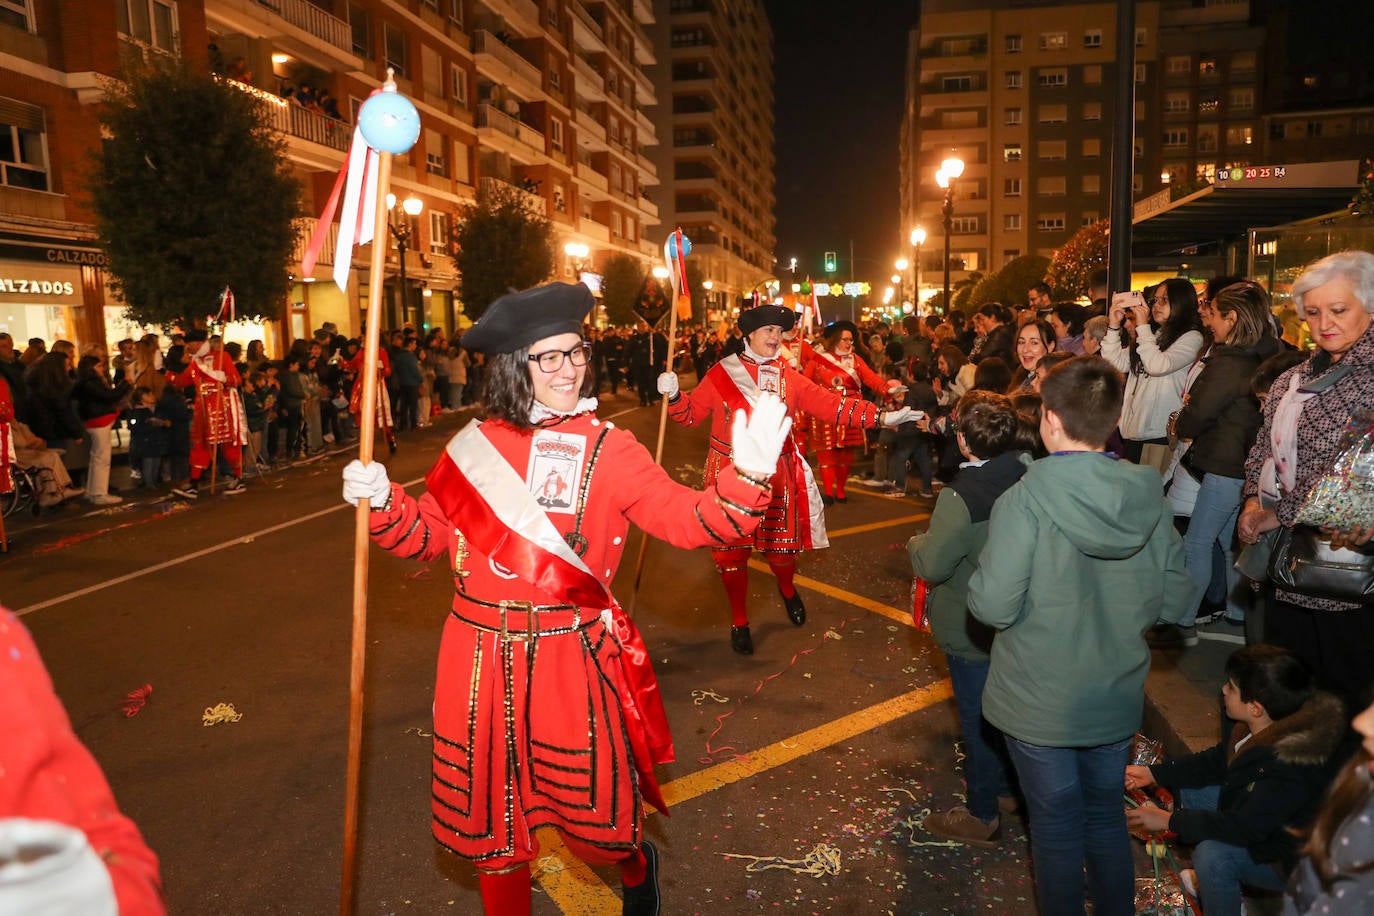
top-left (3, 387), bottom-right (1052, 915)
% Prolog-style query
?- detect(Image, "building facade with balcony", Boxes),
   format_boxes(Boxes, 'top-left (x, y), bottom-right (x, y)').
top-left (0, 0), bottom-right (662, 351)
top-left (647, 0), bottom-right (775, 321)
top-left (900, 0), bottom-right (1164, 303)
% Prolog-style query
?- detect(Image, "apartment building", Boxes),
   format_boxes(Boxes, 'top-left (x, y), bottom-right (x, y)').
top-left (648, 0), bottom-right (775, 319)
top-left (0, 0), bottom-right (661, 350)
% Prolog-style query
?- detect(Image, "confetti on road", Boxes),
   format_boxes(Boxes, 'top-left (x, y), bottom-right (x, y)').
top-left (122, 683), bottom-right (152, 717)
top-left (202, 702), bottom-right (243, 726)
top-left (721, 843), bottom-right (842, 877)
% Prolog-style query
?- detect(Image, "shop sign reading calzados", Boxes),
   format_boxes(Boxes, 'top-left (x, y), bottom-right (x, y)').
top-left (0, 277), bottom-right (76, 296)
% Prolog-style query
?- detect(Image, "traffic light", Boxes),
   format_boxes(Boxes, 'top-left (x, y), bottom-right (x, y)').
top-left (824, 251), bottom-right (837, 273)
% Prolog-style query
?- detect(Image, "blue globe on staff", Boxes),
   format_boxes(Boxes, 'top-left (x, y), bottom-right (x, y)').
top-left (668, 233), bottom-right (692, 260)
top-left (358, 91), bottom-right (421, 155)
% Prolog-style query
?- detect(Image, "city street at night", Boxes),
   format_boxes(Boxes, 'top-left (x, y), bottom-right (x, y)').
top-left (5, 389), bottom-right (1052, 915)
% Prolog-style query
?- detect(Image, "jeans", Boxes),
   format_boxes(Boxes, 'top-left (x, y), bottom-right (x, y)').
top-left (139, 455), bottom-right (162, 486)
top-left (85, 425), bottom-right (113, 499)
top-left (1178, 787), bottom-right (1285, 915)
top-left (1182, 473), bottom-right (1244, 626)
top-left (887, 432), bottom-right (932, 491)
top-left (1005, 736), bottom-right (1134, 916)
top-left (946, 655), bottom-right (1014, 822)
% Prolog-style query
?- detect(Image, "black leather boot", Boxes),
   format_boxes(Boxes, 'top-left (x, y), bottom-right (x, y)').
top-left (730, 625), bottom-right (754, 655)
top-left (779, 587), bottom-right (806, 626)
top-left (622, 841), bottom-right (660, 915)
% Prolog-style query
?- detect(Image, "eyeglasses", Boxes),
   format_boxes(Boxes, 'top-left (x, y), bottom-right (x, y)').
top-left (528, 342), bottom-right (591, 373)
top-left (839, 335), bottom-right (854, 343)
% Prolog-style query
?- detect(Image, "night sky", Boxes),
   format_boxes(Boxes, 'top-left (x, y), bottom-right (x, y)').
top-left (764, 1), bottom-right (919, 287)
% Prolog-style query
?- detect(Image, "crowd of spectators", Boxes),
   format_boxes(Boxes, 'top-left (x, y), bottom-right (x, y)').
top-left (0, 321), bottom-right (485, 510)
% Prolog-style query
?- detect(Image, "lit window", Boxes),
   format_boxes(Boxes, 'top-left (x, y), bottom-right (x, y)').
top-left (1039, 32), bottom-right (1067, 51)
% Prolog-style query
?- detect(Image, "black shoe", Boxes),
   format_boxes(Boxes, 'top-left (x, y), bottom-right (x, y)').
top-left (730, 625), bottom-right (754, 655)
top-left (622, 840), bottom-right (660, 916)
top-left (821, 494), bottom-right (836, 507)
top-left (779, 587), bottom-right (806, 626)
top-left (836, 495), bottom-right (848, 504)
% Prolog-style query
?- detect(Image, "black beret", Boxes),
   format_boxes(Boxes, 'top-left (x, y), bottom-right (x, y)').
top-left (823, 320), bottom-right (859, 341)
top-left (738, 303), bottom-right (797, 335)
top-left (462, 282), bottom-right (593, 354)
top-left (183, 329), bottom-right (208, 344)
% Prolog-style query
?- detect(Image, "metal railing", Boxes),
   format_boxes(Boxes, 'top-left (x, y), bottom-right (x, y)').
top-left (479, 176), bottom-right (547, 214)
top-left (255, 0), bottom-right (351, 55)
top-left (261, 98), bottom-right (351, 151)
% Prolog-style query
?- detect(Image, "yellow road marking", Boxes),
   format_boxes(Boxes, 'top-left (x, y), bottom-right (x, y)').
top-left (533, 679), bottom-right (954, 911)
top-left (748, 561), bottom-right (914, 627)
top-left (826, 513), bottom-right (929, 538)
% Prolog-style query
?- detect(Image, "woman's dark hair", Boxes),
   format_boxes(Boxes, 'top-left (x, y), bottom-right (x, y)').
top-left (1133, 278), bottom-right (1202, 373)
top-left (978, 301), bottom-right (1012, 324)
top-left (23, 350), bottom-right (74, 399)
top-left (1301, 749), bottom-right (1374, 890)
top-left (1250, 350), bottom-right (1307, 397)
top-left (76, 354), bottom-right (103, 379)
top-left (1008, 390), bottom-right (1045, 456)
top-left (971, 356), bottom-right (1012, 393)
top-left (481, 344), bottom-right (597, 431)
top-left (1052, 303), bottom-right (1087, 336)
top-left (905, 357), bottom-right (931, 383)
top-left (936, 345), bottom-right (967, 380)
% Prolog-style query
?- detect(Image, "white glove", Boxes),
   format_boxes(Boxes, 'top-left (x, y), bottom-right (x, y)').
top-left (342, 459), bottom-right (392, 507)
top-left (656, 372), bottom-right (679, 398)
top-left (730, 392), bottom-right (794, 479)
top-left (881, 407), bottom-right (924, 427)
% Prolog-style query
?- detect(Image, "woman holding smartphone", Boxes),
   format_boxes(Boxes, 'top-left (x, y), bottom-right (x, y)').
top-left (1099, 279), bottom-right (1205, 467)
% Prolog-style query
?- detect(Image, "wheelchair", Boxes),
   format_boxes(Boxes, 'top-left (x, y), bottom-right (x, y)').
top-left (1, 464), bottom-right (57, 519)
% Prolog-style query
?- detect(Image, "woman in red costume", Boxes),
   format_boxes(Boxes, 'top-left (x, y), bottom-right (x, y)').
top-left (343, 341), bottom-right (396, 455)
top-left (803, 320), bottom-right (898, 504)
top-left (660, 306), bottom-right (916, 654)
top-left (341, 282), bottom-right (792, 916)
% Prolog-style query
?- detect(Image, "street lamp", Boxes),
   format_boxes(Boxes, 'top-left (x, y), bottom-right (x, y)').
top-left (894, 258), bottom-right (909, 313)
top-left (910, 227), bottom-right (926, 309)
top-left (934, 156), bottom-right (963, 315)
top-left (564, 241), bottom-right (590, 277)
top-left (387, 193), bottom-right (424, 329)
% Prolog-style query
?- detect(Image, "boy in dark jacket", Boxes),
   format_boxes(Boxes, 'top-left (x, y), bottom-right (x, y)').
top-left (157, 380), bottom-right (193, 494)
top-left (884, 359), bottom-right (939, 497)
top-left (1125, 646), bottom-right (1345, 916)
top-left (126, 387), bottom-right (170, 487)
top-left (908, 391), bottom-right (1030, 845)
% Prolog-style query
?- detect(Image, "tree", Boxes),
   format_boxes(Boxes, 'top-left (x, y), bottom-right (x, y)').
top-left (951, 271), bottom-right (984, 313)
top-left (600, 253), bottom-right (645, 326)
top-left (452, 182), bottom-right (555, 320)
top-left (1046, 220), bottom-right (1109, 300)
top-left (90, 63), bottom-right (302, 329)
top-left (967, 255), bottom-right (1053, 309)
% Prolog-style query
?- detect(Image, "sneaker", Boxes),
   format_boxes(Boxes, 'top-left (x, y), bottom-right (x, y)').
top-left (918, 489), bottom-right (936, 499)
top-left (859, 478), bottom-right (890, 488)
top-left (1146, 624), bottom-right (1198, 649)
top-left (1198, 615), bottom-right (1245, 645)
top-left (923, 806), bottom-right (1000, 848)
top-left (172, 485), bottom-right (198, 500)
top-left (87, 494), bottom-right (123, 506)
top-left (128, 469), bottom-right (142, 483)
top-left (222, 478), bottom-right (246, 494)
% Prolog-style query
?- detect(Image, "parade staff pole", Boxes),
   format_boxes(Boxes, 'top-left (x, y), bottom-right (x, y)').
top-left (627, 229), bottom-right (691, 616)
top-left (299, 70), bottom-right (420, 916)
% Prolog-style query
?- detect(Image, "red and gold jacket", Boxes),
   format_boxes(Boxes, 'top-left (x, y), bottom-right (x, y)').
top-left (802, 348), bottom-right (889, 450)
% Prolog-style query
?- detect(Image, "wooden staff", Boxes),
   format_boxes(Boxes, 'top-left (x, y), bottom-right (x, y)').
top-left (209, 382), bottom-right (220, 495)
top-left (627, 246), bottom-right (686, 616)
top-left (340, 148), bottom-right (393, 916)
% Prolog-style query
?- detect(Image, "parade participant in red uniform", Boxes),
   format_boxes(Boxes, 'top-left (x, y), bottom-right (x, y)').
top-left (343, 343), bottom-right (396, 455)
top-left (340, 282), bottom-right (793, 916)
top-left (169, 332), bottom-right (246, 499)
top-left (803, 320), bottom-right (899, 503)
top-left (658, 305), bottom-right (917, 654)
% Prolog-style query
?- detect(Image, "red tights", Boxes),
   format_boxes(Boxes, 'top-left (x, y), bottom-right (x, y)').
top-left (816, 447), bottom-right (854, 498)
top-left (476, 838), bottom-right (645, 914)
top-left (713, 548), bottom-right (797, 626)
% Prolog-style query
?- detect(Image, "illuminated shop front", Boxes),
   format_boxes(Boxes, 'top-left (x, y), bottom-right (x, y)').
top-left (0, 241), bottom-right (103, 346)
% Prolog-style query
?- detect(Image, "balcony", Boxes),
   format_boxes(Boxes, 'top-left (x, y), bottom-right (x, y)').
top-left (636, 152), bottom-right (658, 182)
top-left (635, 108), bottom-right (657, 144)
top-left (476, 103), bottom-right (547, 159)
top-left (479, 176), bottom-right (547, 215)
top-left (632, 21), bottom-right (655, 66)
top-left (573, 55), bottom-right (604, 99)
top-left (579, 215), bottom-right (611, 243)
top-left (574, 106), bottom-right (607, 144)
top-left (473, 30), bottom-right (543, 98)
top-left (633, 65), bottom-right (654, 105)
top-left (577, 162), bottom-right (610, 195)
top-left (638, 194), bottom-right (658, 219)
top-left (632, 0), bottom-right (652, 25)
top-left (292, 216), bottom-right (338, 270)
top-left (483, 0), bottom-right (544, 38)
top-left (207, 0), bottom-right (359, 69)
top-left (570, 2), bottom-right (604, 49)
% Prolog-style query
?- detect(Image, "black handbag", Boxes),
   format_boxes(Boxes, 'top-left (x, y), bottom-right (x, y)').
top-left (1267, 524), bottom-right (1374, 602)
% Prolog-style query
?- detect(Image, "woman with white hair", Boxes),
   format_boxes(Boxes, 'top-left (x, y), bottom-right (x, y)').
top-left (1238, 250), bottom-right (1374, 711)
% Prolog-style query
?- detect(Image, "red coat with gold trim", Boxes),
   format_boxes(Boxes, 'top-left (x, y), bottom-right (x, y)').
top-left (668, 353), bottom-right (880, 551)
top-left (168, 352), bottom-right (244, 448)
top-left (802, 348), bottom-right (888, 449)
top-left (366, 411), bottom-right (771, 868)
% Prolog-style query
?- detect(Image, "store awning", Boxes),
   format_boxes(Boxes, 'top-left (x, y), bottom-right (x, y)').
top-left (1131, 160), bottom-right (1361, 259)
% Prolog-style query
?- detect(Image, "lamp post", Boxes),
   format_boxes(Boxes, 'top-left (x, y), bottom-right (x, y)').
top-left (934, 156), bottom-right (963, 315)
top-left (910, 227), bottom-right (926, 311)
top-left (387, 193), bottom-right (424, 330)
top-left (894, 258), bottom-right (908, 314)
